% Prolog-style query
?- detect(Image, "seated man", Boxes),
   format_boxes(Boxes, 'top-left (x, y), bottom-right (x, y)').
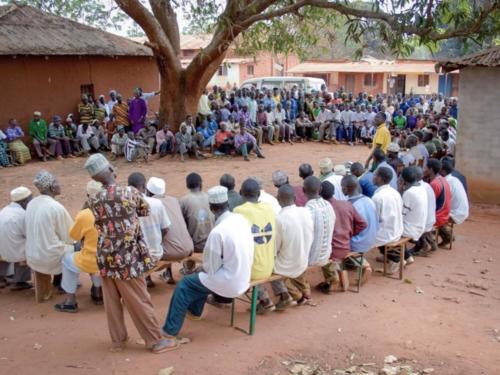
top-left (77, 122), bottom-right (100, 156)
top-left (146, 177), bottom-right (194, 284)
top-left (5, 119), bottom-right (31, 165)
top-left (398, 166), bottom-right (428, 264)
top-left (110, 125), bottom-right (129, 160)
top-left (293, 163), bottom-right (313, 207)
top-left (25, 171), bottom-right (74, 296)
top-left (234, 179), bottom-right (276, 313)
top-left (240, 105), bottom-right (263, 146)
top-left (214, 123), bottom-right (234, 156)
top-left (137, 120), bottom-right (157, 154)
top-left (274, 103), bottom-right (292, 144)
top-left (63, 115), bottom-right (82, 156)
top-left (125, 132), bottom-right (149, 162)
top-left (256, 104), bottom-right (274, 145)
top-left (156, 123), bottom-right (175, 157)
top-left (372, 167), bottom-right (404, 274)
top-left (0, 187), bottom-right (33, 290)
top-left (265, 105), bottom-right (280, 142)
top-left (304, 176), bottom-right (335, 298)
top-left (425, 159), bottom-right (451, 247)
top-left (220, 174), bottom-right (242, 211)
top-left (196, 120), bottom-right (215, 151)
top-left (162, 186), bottom-right (254, 344)
top-left (350, 162), bottom-right (377, 198)
top-left (90, 120), bottom-right (109, 151)
top-left (341, 175), bottom-right (378, 281)
top-left (259, 185), bottom-right (314, 309)
top-left (318, 181), bottom-right (367, 293)
top-left (295, 111), bottom-right (313, 142)
top-left (48, 115), bottom-right (74, 158)
top-left (176, 124), bottom-right (200, 161)
top-left (234, 126), bottom-right (265, 161)
top-left (29, 111), bottom-right (61, 161)
top-left (54, 181), bottom-right (104, 312)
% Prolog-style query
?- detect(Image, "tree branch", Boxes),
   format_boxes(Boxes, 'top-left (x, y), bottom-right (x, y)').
top-left (115, 0), bottom-right (181, 72)
top-left (149, 0), bottom-right (181, 56)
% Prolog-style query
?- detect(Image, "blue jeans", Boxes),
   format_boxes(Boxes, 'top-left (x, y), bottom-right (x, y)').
top-left (336, 124), bottom-right (346, 142)
top-left (163, 273), bottom-right (211, 336)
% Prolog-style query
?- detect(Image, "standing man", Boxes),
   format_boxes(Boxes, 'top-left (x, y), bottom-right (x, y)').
top-left (234, 179), bottom-right (276, 313)
top-left (26, 171), bottom-right (74, 293)
top-left (372, 167), bottom-right (404, 275)
top-left (129, 88), bottom-right (148, 134)
top-left (0, 187), bottom-right (33, 290)
top-left (78, 94), bottom-right (95, 126)
top-left (112, 94), bottom-right (130, 131)
top-left (162, 186), bottom-right (254, 344)
top-left (365, 111), bottom-right (391, 168)
top-left (83, 154), bottom-right (175, 353)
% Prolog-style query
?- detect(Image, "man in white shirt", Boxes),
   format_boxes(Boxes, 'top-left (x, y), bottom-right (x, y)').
top-left (319, 159), bottom-right (348, 201)
top-left (372, 167), bottom-right (404, 274)
top-left (162, 186), bottom-right (254, 344)
top-left (399, 166), bottom-right (428, 264)
top-left (258, 185), bottom-right (314, 308)
top-left (433, 93), bottom-right (445, 114)
top-left (128, 173), bottom-right (171, 288)
top-left (439, 128), bottom-right (456, 156)
top-left (316, 103), bottom-right (334, 142)
top-left (365, 105), bottom-right (376, 128)
top-left (251, 176), bottom-right (281, 216)
top-left (439, 159), bottom-right (469, 246)
top-left (0, 186), bottom-right (33, 290)
top-left (350, 105), bottom-right (366, 145)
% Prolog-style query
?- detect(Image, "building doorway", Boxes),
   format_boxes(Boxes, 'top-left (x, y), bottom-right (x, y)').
top-left (395, 75), bottom-right (406, 95)
top-left (345, 73), bottom-right (355, 93)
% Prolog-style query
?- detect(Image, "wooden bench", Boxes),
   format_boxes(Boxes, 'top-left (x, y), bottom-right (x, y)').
top-left (433, 219), bottom-right (455, 250)
top-left (34, 272), bottom-right (53, 303)
top-left (342, 252), bottom-right (366, 293)
top-left (145, 252), bottom-right (204, 276)
top-left (382, 237), bottom-right (411, 280)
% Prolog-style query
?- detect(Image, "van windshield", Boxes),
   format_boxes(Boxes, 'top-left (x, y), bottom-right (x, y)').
top-left (307, 81), bottom-right (323, 92)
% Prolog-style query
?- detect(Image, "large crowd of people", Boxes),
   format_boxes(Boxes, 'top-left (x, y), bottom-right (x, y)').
top-left (0, 84), bottom-right (459, 167)
top-left (0, 119), bottom-right (469, 354)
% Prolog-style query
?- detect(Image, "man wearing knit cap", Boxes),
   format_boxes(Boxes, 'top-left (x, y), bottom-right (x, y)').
top-left (319, 159), bottom-right (348, 201)
top-left (0, 186), bottom-right (33, 290)
top-left (84, 154), bottom-right (176, 354)
top-left (54, 181), bottom-right (104, 313)
top-left (162, 185), bottom-right (254, 343)
top-left (146, 177), bottom-right (194, 284)
top-left (26, 171), bottom-right (74, 293)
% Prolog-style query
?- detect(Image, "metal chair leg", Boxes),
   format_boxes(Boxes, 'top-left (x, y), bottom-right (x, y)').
top-left (230, 299), bottom-right (235, 327)
top-left (249, 286), bottom-right (258, 335)
top-left (399, 244), bottom-right (405, 280)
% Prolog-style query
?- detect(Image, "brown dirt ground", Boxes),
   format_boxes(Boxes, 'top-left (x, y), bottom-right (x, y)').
top-left (0, 143), bottom-right (499, 375)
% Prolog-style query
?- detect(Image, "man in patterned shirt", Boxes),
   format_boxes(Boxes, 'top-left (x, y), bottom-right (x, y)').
top-left (84, 154), bottom-right (177, 354)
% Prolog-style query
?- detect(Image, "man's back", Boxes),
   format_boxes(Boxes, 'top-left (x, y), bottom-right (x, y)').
top-left (179, 191), bottom-right (214, 251)
top-left (350, 195), bottom-right (378, 253)
top-left (0, 202), bottom-right (27, 262)
top-left (159, 195), bottom-right (194, 259)
top-left (430, 175), bottom-right (451, 227)
top-left (234, 201), bottom-right (276, 280)
top-left (372, 185), bottom-right (403, 246)
top-left (445, 174), bottom-right (469, 224)
top-left (274, 205), bottom-right (313, 278)
top-left (141, 196), bottom-right (170, 259)
top-left (306, 198), bottom-right (335, 266)
top-left (402, 184), bottom-right (428, 241)
top-left (324, 174), bottom-right (348, 201)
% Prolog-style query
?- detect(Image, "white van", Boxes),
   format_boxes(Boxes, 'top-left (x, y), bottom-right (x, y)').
top-left (240, 76), bottom-right (326, 93)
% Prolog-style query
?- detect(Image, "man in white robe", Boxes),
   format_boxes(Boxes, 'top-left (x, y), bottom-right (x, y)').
top-left (0, 186), bottom-right (33, 290)
top-left (25, 171), bottom-right (74, 286)
top-left (162, 186), bottom-right (254, 344)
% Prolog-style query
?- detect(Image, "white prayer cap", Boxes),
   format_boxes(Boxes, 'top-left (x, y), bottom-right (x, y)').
top-left (207, 185), bottom-right (228, 204)
top-left (84, 154), bottom-right (110, 177)
top-left (334, 164), bottom-right (347, 176)
top-left (146, 177), bottom-right (165, 196)
top-left (387, 143), bottom-right (400, 153)
top-left (10, 186), bottom-right (32, 202)
top-left (33, 170), bottom-right (56, 192)
top-left (319, 158), bottom-right (333, 173)
top-left (33, 111), bottom-right (42, 116)
top-left (86, 180), bottom-right (103, 198)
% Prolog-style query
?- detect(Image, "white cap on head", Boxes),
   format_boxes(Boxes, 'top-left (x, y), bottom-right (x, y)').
top-left (86, 180), bottom-right (103, 199)
top-left (334, 164), bottom-right (347, 176)
top-left (319, 158), bottom-right (333, 173)
top-left (84, 154), bottom-right (110, 177)
top-left (33, 111), bottom-right (42, 116)
top-left (207, 185), bottom-right (228, 204)
top-left (10, 186), bottom-right (32, 202)
top-left (387, 143), bottom-right (401, 153)
top-left (146, 177), bottom-right (166, 196)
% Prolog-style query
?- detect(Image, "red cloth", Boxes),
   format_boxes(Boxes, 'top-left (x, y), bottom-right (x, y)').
top-left (430, 175), bottom-right (451, 228)
top-left (293, 185), bottom-right (308, 207)
top-left (215, 130), bottom-right (232, 147)
top-left (326, 198), bottom-right (367, 260)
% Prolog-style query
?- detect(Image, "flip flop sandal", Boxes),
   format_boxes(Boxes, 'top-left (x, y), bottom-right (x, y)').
top-left (152, 338), bottom-right (180, 354)
top-left (54, 302), bottom-right (79, 313)
top-left (176, 337), bottom-right (191, 345)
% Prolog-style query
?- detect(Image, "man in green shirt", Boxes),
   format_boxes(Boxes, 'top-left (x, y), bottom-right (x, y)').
top-left (29, 111), bottom-right (59, 161)
top-left (393, 109), bottom-right (406, 129)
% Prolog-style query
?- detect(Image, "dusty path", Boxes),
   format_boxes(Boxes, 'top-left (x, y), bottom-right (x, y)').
top-left (0, 143), bottom-right (499, 375)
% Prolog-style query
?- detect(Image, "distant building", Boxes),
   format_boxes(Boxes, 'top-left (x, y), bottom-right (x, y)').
top-left (439, 45), bottom-right (500, 204)
top-left (178, 34), bottom-right (300, 88)
top-left (288, 57), bottom-right (459, 96)
top-left (0, 3), bottom-right (159, 131)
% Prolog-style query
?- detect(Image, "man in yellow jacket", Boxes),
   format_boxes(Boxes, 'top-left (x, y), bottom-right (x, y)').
top-left (54, 180), bottom-right (103, 313)
top-left (234, 178), bottom-right (276, 313)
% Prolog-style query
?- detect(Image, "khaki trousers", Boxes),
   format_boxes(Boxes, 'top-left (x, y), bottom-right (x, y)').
top-left (285, 271), bottom-right (311, 301)
top-left (101, 276), bottom-right (162, 348)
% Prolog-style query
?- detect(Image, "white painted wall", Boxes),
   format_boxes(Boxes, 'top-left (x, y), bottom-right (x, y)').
top-left (405, 73), bottom-right (439, 95)
top-left (209, 64), bottom-right (240, 87)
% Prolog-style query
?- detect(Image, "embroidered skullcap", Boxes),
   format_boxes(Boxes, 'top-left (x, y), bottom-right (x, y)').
top-left (146, 177), bottom-right (165, 196)
top-left (84, 154), bottom-right (110, 177)
top-left (33, 111), bottom-right (42, 116)
top-left (33, 170), bottom-right (56, 192)
top-left (387, 143), bottom-right (400, 153)
top-left (10, 186), bottom-right (32, 202)
top-left (207, 186), bottom-right (228, 204)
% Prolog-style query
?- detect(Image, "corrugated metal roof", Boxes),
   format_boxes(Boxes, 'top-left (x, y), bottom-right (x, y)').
top-left (0, 4), bottom-right (152, 56)
top-left (288, 59), bottom-right (438, 74)
top-left (438, 45), bottom-right (500, 72)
